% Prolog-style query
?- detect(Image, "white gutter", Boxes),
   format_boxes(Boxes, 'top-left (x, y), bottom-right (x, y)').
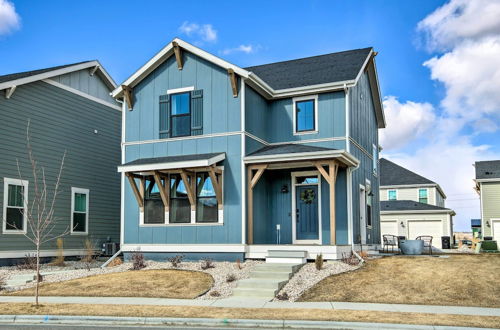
top-left (243, 150), bottom-right (359, 167)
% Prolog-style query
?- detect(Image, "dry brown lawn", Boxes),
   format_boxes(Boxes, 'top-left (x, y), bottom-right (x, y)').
top-left (0, 303), bottom-right (499, 328)
top-left (300, 254), bottom-right (500, 307)
top-left (6, 269), bottom-right (213, 299)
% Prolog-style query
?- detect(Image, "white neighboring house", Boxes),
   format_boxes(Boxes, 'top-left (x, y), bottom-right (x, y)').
top-left (379, 158), bottom-right (455, 248)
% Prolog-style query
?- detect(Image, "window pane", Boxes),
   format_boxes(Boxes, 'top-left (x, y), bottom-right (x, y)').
top-left (73, 212), bottom-right (86, 232)
top-left (172, 116), bottom-right (191, 137)
top-left (419, 189), bottom-right (428, 203)
top-left (296, 100), bottom-right (315, 132)
top-left (171, 175), bottom-right (188, 198)
top-left (196, 173), bottom-right (215, 197)
top-left (6, 207), bottom-right (24, 230)
top-left (170, 198), bottom-right (191, 223)
top-left (74, 193), bottom-right (87, 212)
top-left (388, 190), bottom-right (396, 200)
top-left (171, 92), bottom-right (190, 115)
top-left (144, 199), bottom-right (164, 224)
top-left (196, 197), bottom-right (217, 223)
top-left (8, 184), bottom-right (23, 207)
top-left (296, 176), bottom-right (318, 184)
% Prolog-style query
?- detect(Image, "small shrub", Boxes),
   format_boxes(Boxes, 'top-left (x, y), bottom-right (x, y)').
top-left (16, 254), bottom-right (37, 270)
top-left (359, 250), bottom-right (369, 259)
top-left (81, 239), bottom-right (97, 271)
top-left (235, 259), bottom-right (242, 270)
top-left (481, 240), bottom-right (498, 251)
top-left (201, 258), bottom-right (215, 270)
top-left (226, 274), bottom-right (237, 283)
top-left (107, 257), bottom-right (123, 268)
top-left (209, 290), bottom-right (221, 297)
top-left (315, 253), bottom-right (324, 270)
top-left (276, 292), bottom-right (289, 301)
top-left (341, 252), bottom-right (359, 266)
top-left (131, 251), bottom-right (146, 270)
top-left (51, 238), bottom-right (65, 266)
top-left (168, 255), bottom-right (184, 268)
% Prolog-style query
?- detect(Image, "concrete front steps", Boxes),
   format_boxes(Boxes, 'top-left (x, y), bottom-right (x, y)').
top-left (232, 261), bottom-right (304, 300)
top-left (265, 250), bottom-right (307, 264)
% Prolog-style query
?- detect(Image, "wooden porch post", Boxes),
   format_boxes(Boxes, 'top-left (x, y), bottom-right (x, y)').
top-left (125, 172), bottom-right (144, 211)
top-left (313, 160), bottom-right (339, 245)
top-left (247, 164), bottom-right (267, 244)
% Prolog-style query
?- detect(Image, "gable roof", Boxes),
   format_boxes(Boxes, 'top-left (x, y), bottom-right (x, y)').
top-left (475, 160), bottom-right (500, 180)
top-left (380, 200), bottom-right (454, 214)
top-left (244, 48), bottom-right (372, 90)
top-left (111, 38), bottom-right (385, 128)
top-left (0, 60), bottom-right (117, 91)
top-left (380, 158), bottom-right (436, 186)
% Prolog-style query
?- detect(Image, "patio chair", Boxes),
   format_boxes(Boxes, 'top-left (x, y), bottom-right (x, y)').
top-left (382, 234), bottom-right (398, 253)
top-left (416, 236), bottom-right (433, 255)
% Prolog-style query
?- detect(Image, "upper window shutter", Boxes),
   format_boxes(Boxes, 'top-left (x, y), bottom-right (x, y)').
top-left (159, 94), bottom-right (170, 138)
top-left (191, 89), bottom-right (203, 136)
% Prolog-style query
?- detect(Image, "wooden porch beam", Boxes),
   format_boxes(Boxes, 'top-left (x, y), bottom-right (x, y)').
top-left (313, 161), bottom-right (332, 183)
top-left (126, 173), bottom-right (144, 209)
top-left (122, 85), bottom-right (133, 110)
top-left (180, 170), bottom-right (196, 209)
top-left (208, 167), bottom-right (223, 210)
top-left (153, 171), bottom-right (169, 211)
top-left (5, 86), bottom-right (16, 99)
top-left (250, 165), bottom-right (267, 189)
top-left (227, 69), bottom-right (238, 97)
top-left (172, 41), bottom-right (183, 70)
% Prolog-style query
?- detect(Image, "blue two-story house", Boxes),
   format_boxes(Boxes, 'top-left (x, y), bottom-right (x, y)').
top-left (112, 38), bottom-right (385, 261)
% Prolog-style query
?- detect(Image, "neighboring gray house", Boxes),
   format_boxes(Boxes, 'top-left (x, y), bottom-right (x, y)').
top-left (0, 61), bottom-right (121, 264)
top-left (112, 38), bottom-right (385, 261)
top-left (474, 160), bottom-right (500, 242)
top-left (379, 158), bottom-right (455, 248)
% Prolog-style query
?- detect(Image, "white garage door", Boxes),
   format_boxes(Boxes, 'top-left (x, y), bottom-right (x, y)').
top-left (380, 221), bottom-right (398, 241)
top-left (408, 221), bottom-right (442, 247)
top-left (492, 220), bottom-right (500, 243)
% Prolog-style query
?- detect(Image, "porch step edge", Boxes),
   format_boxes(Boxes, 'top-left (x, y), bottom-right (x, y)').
top-left (267, 250), bottom-right (307, 258)
top-left (265, 256), bottom-right (306, 264)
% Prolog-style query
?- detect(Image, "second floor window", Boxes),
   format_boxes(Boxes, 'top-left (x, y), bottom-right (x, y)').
top-left (294, 96), bottom-right (317, 134)
top-left (388, 190), bottom-right (397, 201)
top-left (171, 92), bottom-right (191, 137)
top-left (419, 188), bottom-right (428, 204)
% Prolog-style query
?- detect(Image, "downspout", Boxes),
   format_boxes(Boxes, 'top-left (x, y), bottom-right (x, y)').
top-left (348, 164), bottom-right (364, 264)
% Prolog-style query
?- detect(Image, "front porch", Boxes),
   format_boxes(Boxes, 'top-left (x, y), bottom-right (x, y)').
top-left (245, 144), bottom-right (360, 254)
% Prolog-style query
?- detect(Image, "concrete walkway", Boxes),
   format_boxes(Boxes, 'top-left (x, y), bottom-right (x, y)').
top-left (0, 296), bottom-right (499, 317)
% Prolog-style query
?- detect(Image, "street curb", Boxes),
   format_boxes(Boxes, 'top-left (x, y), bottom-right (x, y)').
top-left (0, 314), bottom-right (495, 329)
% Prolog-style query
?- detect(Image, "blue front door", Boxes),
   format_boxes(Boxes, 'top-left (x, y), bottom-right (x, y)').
top-left (296, 185), bottom-right (319, 241)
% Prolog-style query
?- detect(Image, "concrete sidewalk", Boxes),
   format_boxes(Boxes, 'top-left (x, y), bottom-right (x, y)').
top-left (0, 296), bottom-right (499, 317)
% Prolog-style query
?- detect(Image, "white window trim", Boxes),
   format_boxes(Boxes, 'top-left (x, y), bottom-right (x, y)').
top-left (387, 189), bottom-right (398, 201)
top-left (372, 144), bottom-right (378, 175)
top-left (417, 188), bottom-right (429, 204)
top-left (167, 86), bottom-right (195, 95)
top-left (71, 187), bottom-right (89, 235)
top-left (3, 178), bottom-right (28, 234)
top-left (293, 95), bottom-right (319, 136)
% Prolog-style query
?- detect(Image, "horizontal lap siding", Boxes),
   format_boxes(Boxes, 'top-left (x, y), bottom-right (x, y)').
top-left (482, 182), bottom-right (500, 237)
top-left (0, 81), bottom-right (121, 252)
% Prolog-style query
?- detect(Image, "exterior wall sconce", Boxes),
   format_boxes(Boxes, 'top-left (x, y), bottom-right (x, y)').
top-left (281, 185), bottom-right (289, 193)
top-left (400, 221), bottom-right (405, 228)
top-left (486, 220), bottom-right (490, 227)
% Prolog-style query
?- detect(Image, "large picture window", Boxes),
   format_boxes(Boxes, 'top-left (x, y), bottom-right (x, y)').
top-left (3, 178), bottom-right (28, 233)
top-left (170, 174), bottom-right (191, 223)
top-left (71, 187), bottom-right (89, 234)
top-left (171, 92), bottom-right (191, 137)
top-left (196, 173), bottom-right (218, 223)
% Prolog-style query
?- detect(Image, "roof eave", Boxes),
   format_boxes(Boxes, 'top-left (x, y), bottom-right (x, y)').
top-left (243, 149), bottom-right (359, 167)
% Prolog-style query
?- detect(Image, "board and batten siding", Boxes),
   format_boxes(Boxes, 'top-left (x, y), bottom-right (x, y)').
top-left (125, 52), bottom-right (240, 143)
top-left (51, 69), bottom-right (116, 104)
top-left (0, 80), bottom-right (121, 252)
top-left (122, 50), bottom-right (243, 245)
top-left (481, 182), bottom-right (500, 237)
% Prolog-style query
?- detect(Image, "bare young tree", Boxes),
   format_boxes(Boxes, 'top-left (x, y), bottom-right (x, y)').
top-left (15, 121), bottom-right (69, 306)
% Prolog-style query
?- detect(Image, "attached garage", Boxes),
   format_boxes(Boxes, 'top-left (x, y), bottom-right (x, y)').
top-left (492, 220), bottom-right (500, 243)
top-left (380, 220), bottom-right (398, 239)
top-left (408, 220), bottom-right (443, 247)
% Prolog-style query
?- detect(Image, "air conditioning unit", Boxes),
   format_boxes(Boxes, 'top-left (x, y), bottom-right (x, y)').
top-left (102, 242), bottom-right (120, 256)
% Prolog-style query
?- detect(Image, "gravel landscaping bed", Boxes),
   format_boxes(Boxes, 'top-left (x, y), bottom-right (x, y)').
top-left (0, 259), bottom-right (262, 300)
top-left (273, 261), bottom-right (360, 302)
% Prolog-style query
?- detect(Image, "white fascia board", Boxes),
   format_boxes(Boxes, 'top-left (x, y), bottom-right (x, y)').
top-left (381, 209), bottom-right (455, 215)
top-left (244, 150), bottom-right (359, 167)
top-left (0, 61), bottom-right (116, 91)
top-left (111, 38), bottom-right (250, 99)
top-left (353, 49), bottom-right (374, 85)
top-left (117, 153), bottom-right (225, 173)
top-left (475, 178), bottom-right (500, 183)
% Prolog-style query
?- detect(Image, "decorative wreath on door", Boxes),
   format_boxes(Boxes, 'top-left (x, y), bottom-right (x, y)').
top-left (300, 189), bottom-right (316, 204)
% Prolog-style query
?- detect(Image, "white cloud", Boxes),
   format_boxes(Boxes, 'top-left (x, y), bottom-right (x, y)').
top-left (178, 21), bottom-right (217, 43)
top-left (379, 96), bottom-right (436, 150)
top-left (221, 44), bottom-right (259, 55)
top-left (417, 0), bottom-right (500, 51)
top-left (0, 0), bottom-right (20, 35)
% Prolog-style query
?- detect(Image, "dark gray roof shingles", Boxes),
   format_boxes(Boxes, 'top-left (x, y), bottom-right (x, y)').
top-left (475, 160), bottom-right (500, 179)
top-left (244, 48), bottom-right (372, 90)
top-left (381, 200), bottom-right (451, 212)
top-left (0, 61), bottom-right (93, 85)
top-left (380, 158), bottom-right (435, 186)
top-left (122, 153), bottom-right (224, 167)
top-left (248, 144), bottom-right (335, 157)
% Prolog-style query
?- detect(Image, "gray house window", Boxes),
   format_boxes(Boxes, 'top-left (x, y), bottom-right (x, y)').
top-left (170, 174), bottom-right (191, 224)
top-left (171, 92), bottom-right (191, 137)
top-left (196, 173), bottom-right (218, 223)
top-left (143, 179), bottom-right (164, 224)
top-left (71, 187), bottom-right (89, 234)
top-left (295, 100), bottom-right (315, 132)
top-left (3, 178), bottom-right (28, 233)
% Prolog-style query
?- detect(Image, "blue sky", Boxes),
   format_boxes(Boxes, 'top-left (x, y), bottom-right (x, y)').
top-left (2, 0), bottom-right (500, 231)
